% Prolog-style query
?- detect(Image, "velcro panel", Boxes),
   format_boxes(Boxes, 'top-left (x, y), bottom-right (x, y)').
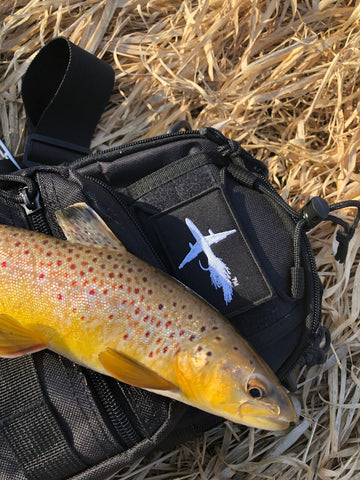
top-left (153, 188), bottom-right (274, 316)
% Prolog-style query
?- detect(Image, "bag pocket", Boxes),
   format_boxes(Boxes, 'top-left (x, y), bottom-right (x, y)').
top-left (151, 186), bottom-right (275, 317)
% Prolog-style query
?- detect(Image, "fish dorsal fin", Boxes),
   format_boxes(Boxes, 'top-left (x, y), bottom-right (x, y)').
top-left (0, 314), bottom-right (46, 358)
top-left (55, 203), bottom-right (126, 251)
top-left (99, 348), bottom-right (178, 392)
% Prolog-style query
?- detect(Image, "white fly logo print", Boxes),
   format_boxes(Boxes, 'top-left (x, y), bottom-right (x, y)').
top-left (178, 218), bottom-right (237, 305)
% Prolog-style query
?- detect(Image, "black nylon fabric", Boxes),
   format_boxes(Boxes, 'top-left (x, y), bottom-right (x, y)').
top-left (21, 38), bottom-right (114, 167)
top-left (0, 356), bottom-right (86, 480)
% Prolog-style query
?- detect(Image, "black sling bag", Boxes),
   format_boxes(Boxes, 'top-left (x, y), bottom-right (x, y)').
top-left (0, 37), bottom-right (358, 480)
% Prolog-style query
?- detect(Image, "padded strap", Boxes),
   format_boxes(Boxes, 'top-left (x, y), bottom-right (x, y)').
top-left (22, 37), bottom-right (114, 167)
top-left (0, 355), bottom-right (86, 480)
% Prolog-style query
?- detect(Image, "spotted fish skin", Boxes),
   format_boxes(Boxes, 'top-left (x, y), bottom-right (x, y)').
top-left (0, 204), bottom-right (296, 430)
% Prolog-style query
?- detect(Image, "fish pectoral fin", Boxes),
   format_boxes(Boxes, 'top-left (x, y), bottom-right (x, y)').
top-left (0, 314), bottom-right (46, 357)
top-left (55, 202), bottom-right (126, 251)
top-left (99, 347), bottom-right (178, 392)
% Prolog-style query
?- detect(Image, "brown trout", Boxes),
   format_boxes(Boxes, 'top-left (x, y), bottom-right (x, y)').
top-left (0, 203), bottom-right (295, 430)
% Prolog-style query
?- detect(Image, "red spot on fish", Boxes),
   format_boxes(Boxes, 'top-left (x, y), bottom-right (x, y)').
top-left (88, 266), bottom-right (94, 273)
top-left (107, 255), bottom-right (112, 260)
top-left (83, 280), bottom-right (89, 286)
top-left (109, 272), bottom-right (115, 279)
top-left (73, 308), bottom-right (77, 313)
top-left (109, 314), bottom-right (114, 319)
top-left (71, 280), bottom-right (77, 287)
top-left (188, 314), bottom-right (193, 319)
top-left (103, 289), bottom-right (108, 295)
top-left (14, 241), bottom-right (20, 247)
top-left (1, 261), bottom-right (6, 268)
top-left (156, 337), bottom-right (162, 343)
top-left (156, 321), bottom-right (161, 327)
top-left (143, 277), bottom-right (148, 282)
top-left (169, 332), bottom-right (175, 338)
top-left (134, 288), bottom-right (139, 294)
top-left (158, 304), bottom-right (164, 310)
top-left (143, 315), bottom-right (149, 322)
top-left (70, 264), bottom-right (76, 270)
top-left (189, 335), bottom-right (196, 342)
top-left (212, 326), bottom-right (219, 330)
top-left (179, 330), bottom-right (185, 336)
top-left (123, 334), bottom-right (128, 340)
top-left (145, 331), bottom-right (150, 338)
top-left (121, 300), bottom-right (127, 305)
top-left (148, 289), bottom-right (153, 295)
top-left (57, 293), bottom-right (63, 300)
top-left (57, 260), bottom-right (62, 266)
top-left (126, 277), bottom-right (131, 283)
top-left (81, 316), bottom-right (85, 320)
top-left (42, 240), bottom-right (49, 245)
top-left (100, 264), bottom-right (105, 269)
top-left (38, 273), bottom-right (45, 279)
top-left (113, 264), bottom-right (118, 269)
top-left (149, 351), bottom-right (153, 358)
top-left (173, 302), bottom-right (177, 307)
top-left (92, 277), bottom-right (98, 283)
top-left (197, 346), bottom-right (203, 352)
top-left (127, 286), bottom-right (132, 293)
top-left (80, 271), bottom-right (85, 277)
top-left (200, 326), bottom-right (206, 332)
top-left (165, 321), bottom-right (172, 328)
top-left (119, 284), bottom-right (124, 290)
top-left (24, 250), bottom-right (29, 255)
top-left (134, 308), bottom-right (140, 315)
top-left (46, 251), bottom-right (52, 257)
top-left (163, 346), bottom-right (168, 354)
top-left (89, 289), bottom-right (95, 295)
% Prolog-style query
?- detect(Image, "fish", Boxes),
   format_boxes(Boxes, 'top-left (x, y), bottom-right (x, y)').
top-left (0, 203), bottom-right (295, 430)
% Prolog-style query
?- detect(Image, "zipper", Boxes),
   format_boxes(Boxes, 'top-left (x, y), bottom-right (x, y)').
top-left (83, 173), bottom-right (168, 272)
top-left (71, 129), bottom-right (203, 169)
top-left (85, 370), bottom-right (142, 448)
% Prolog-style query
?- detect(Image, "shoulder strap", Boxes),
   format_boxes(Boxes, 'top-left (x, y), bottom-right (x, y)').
top-left (21, 37), bottom-right (114, 167)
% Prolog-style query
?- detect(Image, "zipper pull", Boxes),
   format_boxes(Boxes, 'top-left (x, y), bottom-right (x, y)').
top-left (301, 197), bottom-right (330, 230)
top-left (19, 186), bottom-right (42, 215)
top-left (0, 140), bottom-right (21, 172)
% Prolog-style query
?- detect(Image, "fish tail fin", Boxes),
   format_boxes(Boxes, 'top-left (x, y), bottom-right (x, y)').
top-left (0, 314), bottom-right (46, 357)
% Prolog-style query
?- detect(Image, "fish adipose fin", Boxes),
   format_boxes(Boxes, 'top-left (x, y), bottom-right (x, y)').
top-left (99, 348), bottom-right (178, 391)
top-left (0, 314), bottom-right (46, 357)
top-left (55, 202), bottom-right (126, 251)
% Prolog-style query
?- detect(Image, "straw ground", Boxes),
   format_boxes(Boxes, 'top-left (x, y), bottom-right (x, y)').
top-left (1, 1), bottom-right (360, 479)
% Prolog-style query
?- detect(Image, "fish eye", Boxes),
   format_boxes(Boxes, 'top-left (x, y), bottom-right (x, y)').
top-left (248, 386), bottom-right (265, 399)
top-left (246, 375), bottom-right (269, 400)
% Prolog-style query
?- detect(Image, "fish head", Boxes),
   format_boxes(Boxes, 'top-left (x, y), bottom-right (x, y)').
top-left (174, 332), bottom-right (296, 431)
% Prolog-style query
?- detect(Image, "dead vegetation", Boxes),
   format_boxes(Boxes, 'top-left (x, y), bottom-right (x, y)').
top-left (1, 1), bottom-right (360, 479)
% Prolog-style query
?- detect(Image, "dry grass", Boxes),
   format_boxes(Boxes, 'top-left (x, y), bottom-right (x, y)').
top-left (1, 1), bottom-right (360, 479)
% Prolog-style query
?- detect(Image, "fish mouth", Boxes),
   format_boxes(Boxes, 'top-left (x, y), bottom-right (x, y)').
top-left (237, 400), bottom-right (296, 431)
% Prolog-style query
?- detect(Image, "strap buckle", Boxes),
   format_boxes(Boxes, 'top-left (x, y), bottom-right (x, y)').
top-left (23, 133), bottom-right (91, 167)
